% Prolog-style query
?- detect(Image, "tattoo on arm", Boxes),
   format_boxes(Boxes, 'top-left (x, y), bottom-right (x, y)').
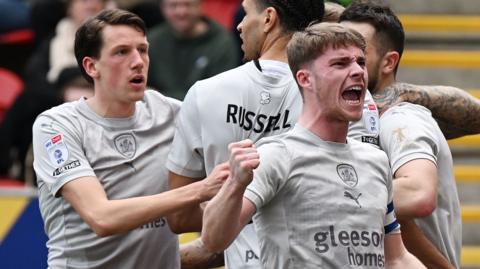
top-left (180, 238), bottom-right (224, 269)
top-left (373, 82), bottom-right (480, 139)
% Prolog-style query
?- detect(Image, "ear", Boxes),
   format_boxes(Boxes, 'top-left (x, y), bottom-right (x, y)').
top-left (296, 69), bottom-right (312, 90)
top-left (263, 7), bottom-right (278, 33)
top-left (83, 57), bottom-right (99, 80)
top-left (381, 51), bottom-right (400, 76)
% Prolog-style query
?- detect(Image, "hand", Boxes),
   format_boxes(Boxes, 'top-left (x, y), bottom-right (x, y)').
top-left (227, 139), bottom-right (260, 187)
top-left (200, 162), bottom-right (230, 201)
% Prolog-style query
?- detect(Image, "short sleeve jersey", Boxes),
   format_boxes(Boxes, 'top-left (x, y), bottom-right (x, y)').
top-left (33, 90), bottom-right (181, 269)
top-left (244, 125), bottom-right (399, 268)
top-left (167, 60), bottom-right (385, 268)
top-left (379, 102), bottom-right (462, 268)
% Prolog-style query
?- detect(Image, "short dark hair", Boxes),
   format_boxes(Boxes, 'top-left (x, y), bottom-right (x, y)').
top-left (254, 0), bottom-right (325, 32)
top-left (339, 0), bottom-right (404, 74)
top-left (74, 9), bottom-right (147, 83)
top-left (287, 22), bottom-right (366, 93)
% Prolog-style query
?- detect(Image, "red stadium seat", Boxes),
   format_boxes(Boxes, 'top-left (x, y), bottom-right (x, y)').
top-left (0, 68), bottom-right (24, 122)
top-left (201, 0), bottom-right (240, 28)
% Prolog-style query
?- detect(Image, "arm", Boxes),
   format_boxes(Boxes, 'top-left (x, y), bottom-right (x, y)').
top-left (392, 159), bottom-right (438, 220)
top-left (167, 163), bottom-right (229, 234)
top-left (202, 140), bottom-right (259, 252)
top-left (179, 238), bottom-right (225, 269)
top-left (399, 219), bottom-right (455, 269)
top-left (374, 82), bottom-right (480, 139)
top-left (61, 169), bottom-right (227, 237)
top-left (384, 233), bottom-right (426, 269)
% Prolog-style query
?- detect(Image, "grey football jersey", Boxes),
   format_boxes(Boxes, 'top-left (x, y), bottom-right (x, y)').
top-left (167, 61), bottom-right (301, 268)
top-left (167, 60), bottom-right (386, 268)
top-left (379, 102), bottom-right (462, 268)
top-left (245, 124), bottom-right (399, 268)
top-left (33, 90), bottom-right (181, 269)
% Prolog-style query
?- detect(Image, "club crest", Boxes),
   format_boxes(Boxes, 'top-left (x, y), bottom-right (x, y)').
top-left (336, 163), bottom-right (358, 187)
top-left (114, 133), bottom-right (136, 158)
top-left (260, 91), bottom-right (271, 105)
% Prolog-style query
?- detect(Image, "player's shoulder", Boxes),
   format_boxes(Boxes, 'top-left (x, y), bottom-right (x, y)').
top-left (36, 99), bottom-right (80, 122)
top-left (382, 102), bottom-right (432, 119)
top-left (192, 62), bottom-right (253, 91)
top-left (348, 138), bottom-right (389, 162)
top-left (143, 89), bottom-right (181, 113)
top-left (33, 100), bottom-right (83, 134)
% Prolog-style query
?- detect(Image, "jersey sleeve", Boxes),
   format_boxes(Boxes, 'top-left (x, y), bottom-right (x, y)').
top-left (244, 139), bottom-right (291, 210)
top-left (166, 84), bottom-right (206, 178)
top-left (379, 103), bottom-right (439, 174)
top-left (384, 166), bottom-right (400, 234)
top-left (33, 114), bottom-right (95, 197)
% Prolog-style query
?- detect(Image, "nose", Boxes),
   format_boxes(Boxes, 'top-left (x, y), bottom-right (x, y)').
top-left (350, 61), bottom-right (365, 79)
top-left (237, 18), bottom-right (244, 33)
top-left (131, 50), bottom-right (145, 70)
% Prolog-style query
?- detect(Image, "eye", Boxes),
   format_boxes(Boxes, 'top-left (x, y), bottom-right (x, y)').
top-left (357, 59), bottom-right (366, 67)
top-left (138, 47), bottom-right (148, 54)
top-left (332, 61), bottom-right (346, 68)
top-left (115, 49), bottom-right (128, 56)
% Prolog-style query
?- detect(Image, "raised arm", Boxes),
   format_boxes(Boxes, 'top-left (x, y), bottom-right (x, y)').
top-left (167, 162), bottom-right (229, 233)
top-left (392, 159), bottom-right (438, 220)
top-left (202, 140), bottom-right (259, 252)
top-left (373, 82), bottom-right (480, 139)
top-left (61, 172), bottom-right (226, 237)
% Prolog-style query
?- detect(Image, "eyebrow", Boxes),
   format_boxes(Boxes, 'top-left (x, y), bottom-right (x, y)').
top-left (329, 55), bottom-right (365, 63)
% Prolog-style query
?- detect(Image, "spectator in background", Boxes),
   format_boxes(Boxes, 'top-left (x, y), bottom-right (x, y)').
top-left (25, 0), bottom-right (107, 94)
top-left (147, 0), bottom-right (239, 100)
top-left (0, 67), bottom-right (94, 183)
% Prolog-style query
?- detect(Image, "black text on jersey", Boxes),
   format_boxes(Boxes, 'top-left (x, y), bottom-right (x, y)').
top-left (226, 104), bottom-right (292, 133)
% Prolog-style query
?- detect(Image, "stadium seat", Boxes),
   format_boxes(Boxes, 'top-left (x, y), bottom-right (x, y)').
top-left (0, 68), bottom-right (24, 122)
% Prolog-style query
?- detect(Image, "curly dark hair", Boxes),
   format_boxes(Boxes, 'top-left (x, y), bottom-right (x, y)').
top-left (339, 0), bottom-right (404, 73)
top-left (255, 0), bottom-right (325, 32)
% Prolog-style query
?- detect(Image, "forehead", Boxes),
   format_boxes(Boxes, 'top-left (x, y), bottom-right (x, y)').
top-left (242, 0), bottom-right (258, 10)
top-left (163, 0), bottom-right (199, 5)
top-left (340, 22), bottom-right (375, 43)
top-left (101, 25), bottom-right (147, 49)
top-left (316, 44), bottom-right (365, 63)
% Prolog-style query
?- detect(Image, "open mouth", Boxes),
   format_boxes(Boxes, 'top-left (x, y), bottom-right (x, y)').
top-left (130, 75), bottom-right (145, 85)
top-left (342, 86), bottom-right (363, 105)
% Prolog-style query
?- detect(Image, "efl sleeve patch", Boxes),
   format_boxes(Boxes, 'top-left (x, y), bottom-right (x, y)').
top-left (44, 133), bottom-right (69, 167)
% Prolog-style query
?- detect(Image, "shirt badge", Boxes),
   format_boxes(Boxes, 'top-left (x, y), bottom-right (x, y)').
top-left (114, 133), bottom-right (136, 158)
top-left (44, 133), bottom-right (69, 167)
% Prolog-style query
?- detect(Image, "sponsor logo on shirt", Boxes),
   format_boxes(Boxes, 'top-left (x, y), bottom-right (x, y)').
top-left (139, 217), bottom-right (166, 229)
top-left (313, 225), bottom-right (385, 267)
top-left (114, 133), bottom-right (136, 158)
top-left (361, 136), bottom-right (379, 146)
top-left (44, 133), bottom-right (69, 167)
top-left (52, 160), bottom-right (81, 176)
top-left (344, 191), bottom-right (362, 208)
top-left (226, 104), bottom-right (292, 133)
top-left (245, 249), bottom-right (259, 263)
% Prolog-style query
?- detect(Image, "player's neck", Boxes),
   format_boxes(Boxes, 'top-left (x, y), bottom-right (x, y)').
top-left (374, 75), bottom-right (396, 95)
top-left (298, 114), bottom-right (349, 144)
top-left (87, 95), bottom-right (136, 118)
top-left (259, 33), bottom-right (290, 63)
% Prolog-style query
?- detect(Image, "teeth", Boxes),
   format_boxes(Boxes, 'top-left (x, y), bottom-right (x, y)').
top-left (348, 86), bottom-right (362, 91)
